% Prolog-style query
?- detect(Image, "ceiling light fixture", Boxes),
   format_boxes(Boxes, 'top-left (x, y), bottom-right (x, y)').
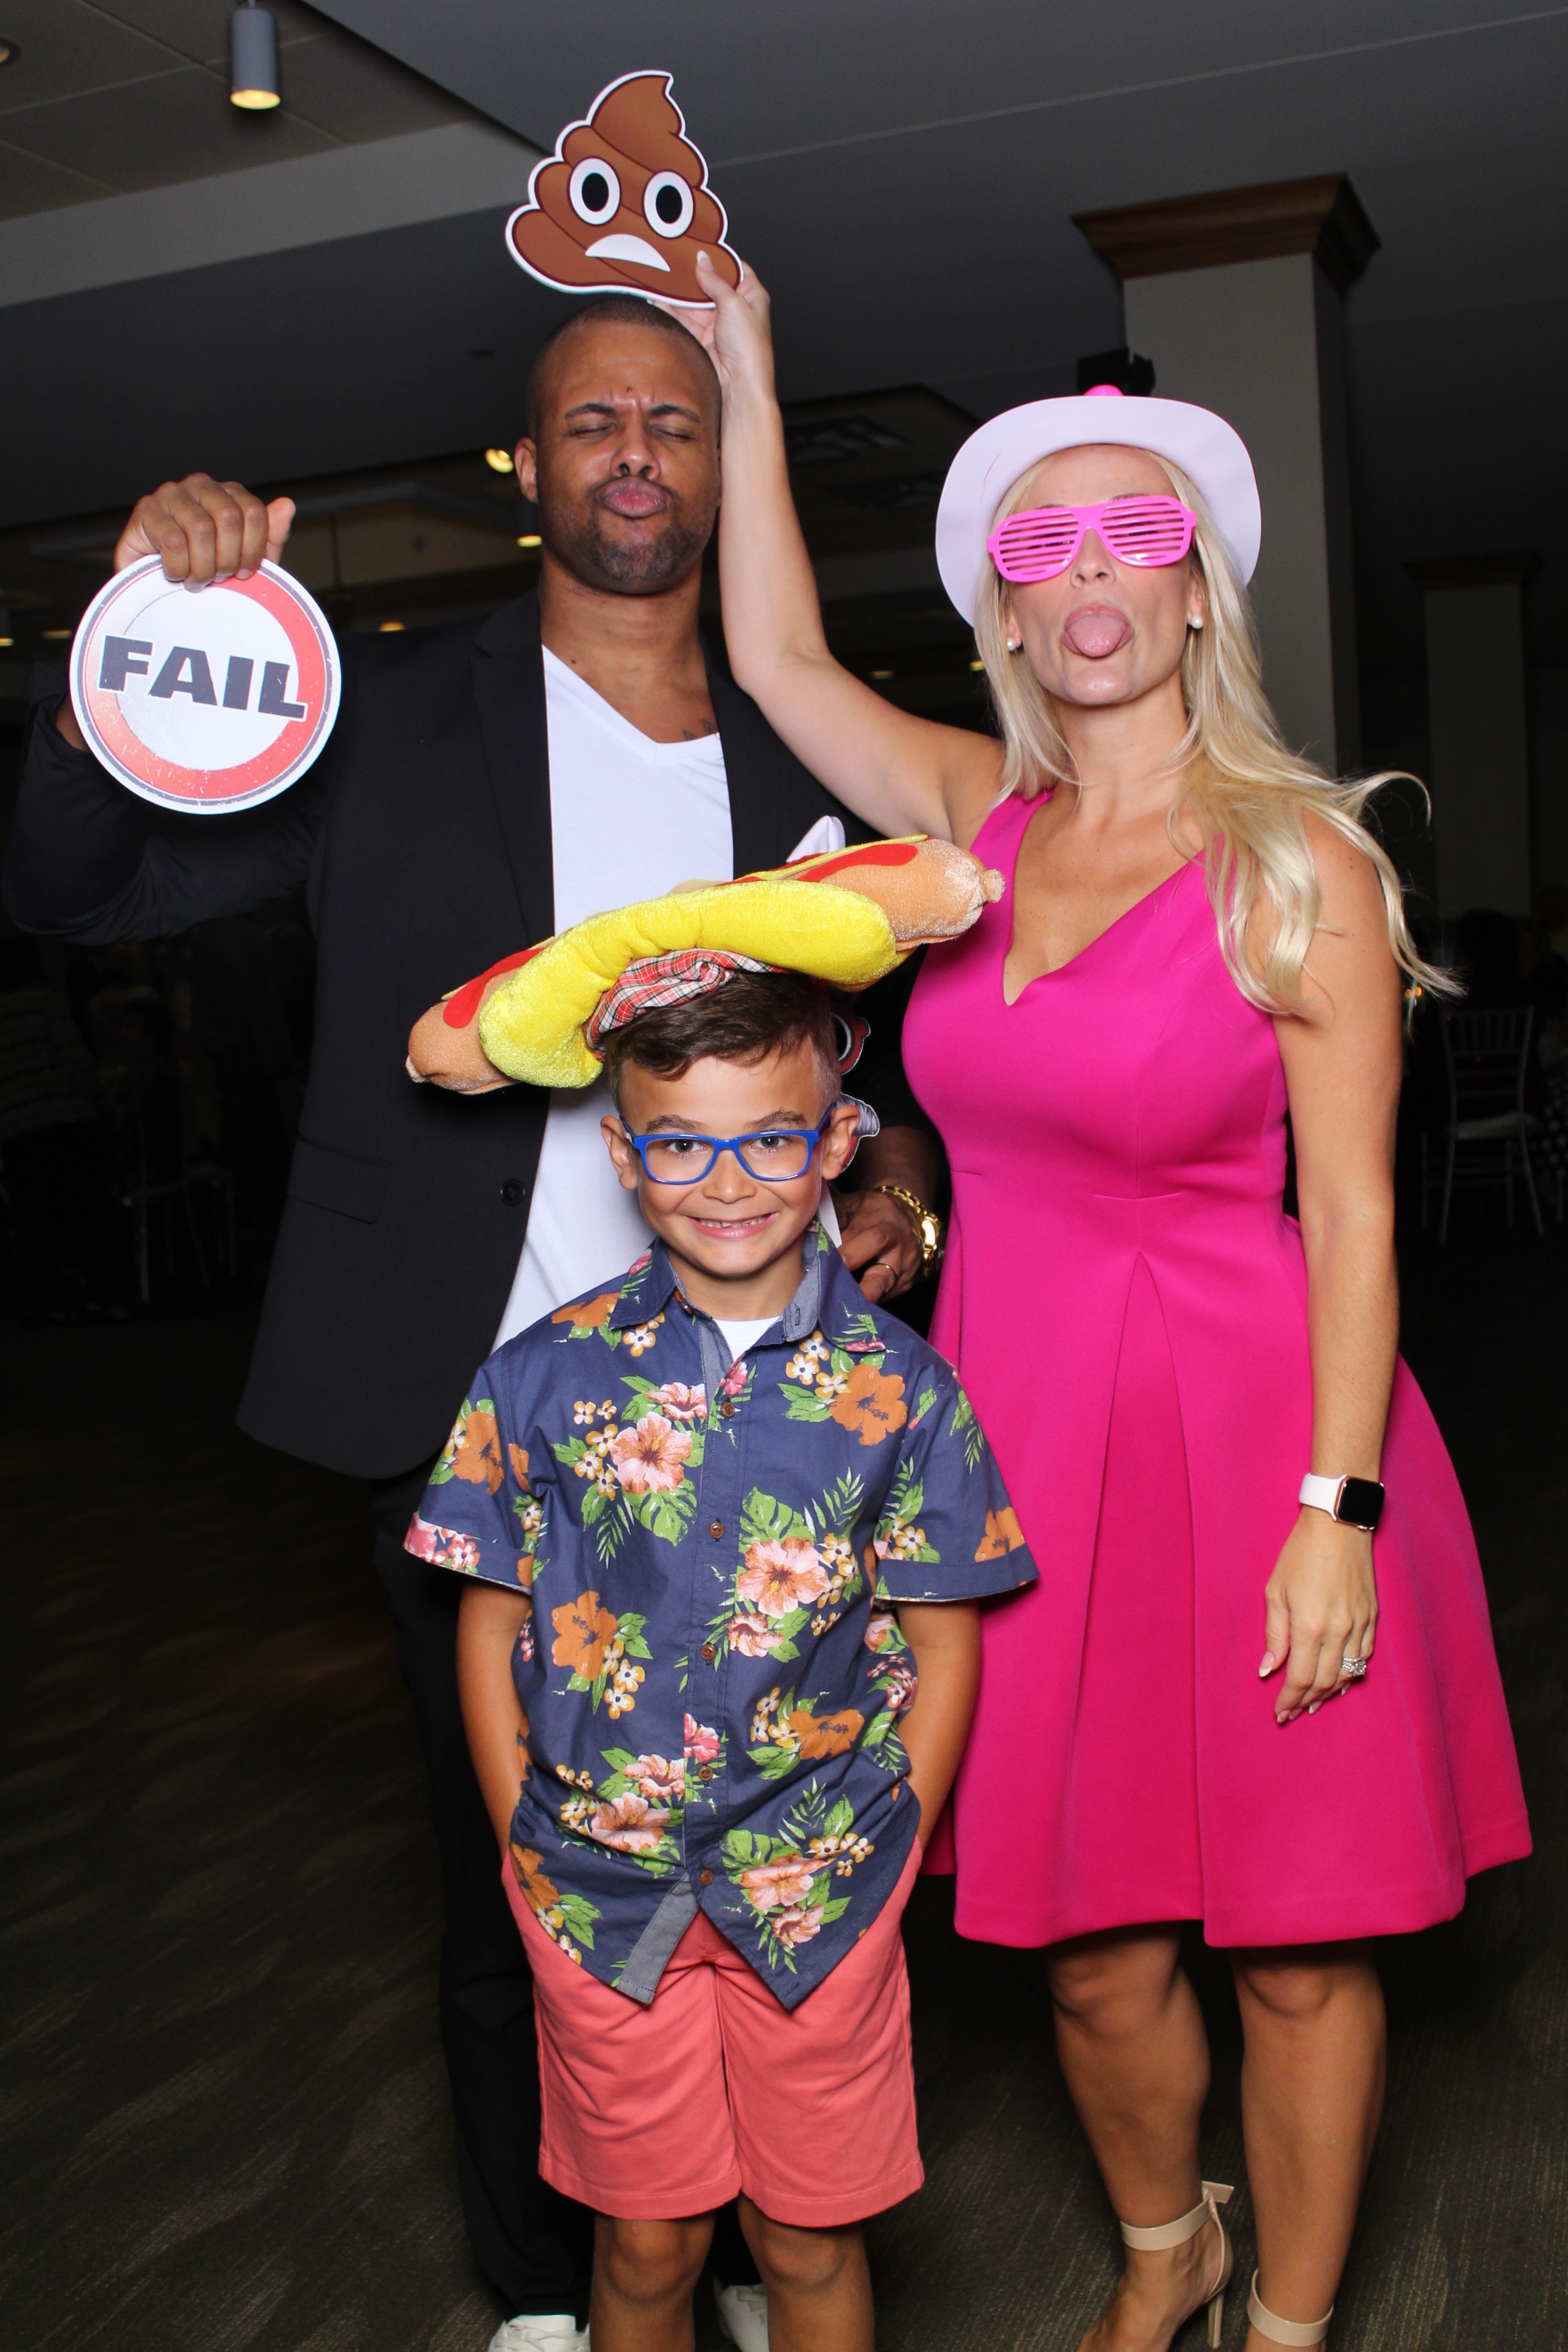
top-left (230, 4), bottom-right (280, 110)
top-left (378, 620), bottom-right (405, 633)
top-left (484, 447), bottom-right (514, 474)
top-left (42, 627), bottom-right (73, 640)
top-left (516, 534), bottom-right (541, 549)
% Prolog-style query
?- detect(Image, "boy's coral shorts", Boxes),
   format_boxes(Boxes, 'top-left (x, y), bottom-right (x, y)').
top-left (505, 1839), bottom-right (924, 2226)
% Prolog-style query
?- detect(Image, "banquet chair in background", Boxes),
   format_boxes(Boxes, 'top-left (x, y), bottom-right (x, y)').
top-left (1422, 1006), bottom-right (1544, 1241)
top-left (112, 1073), bottom-right (211, 1305)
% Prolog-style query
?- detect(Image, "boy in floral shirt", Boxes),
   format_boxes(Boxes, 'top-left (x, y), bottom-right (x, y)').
top-left (410, 961), bottom-right (1034, 2352)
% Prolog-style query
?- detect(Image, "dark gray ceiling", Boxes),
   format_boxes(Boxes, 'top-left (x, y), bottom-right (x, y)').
top-left (0, 0), bottom-right (468, 213)
top-left (2, 1), bottom-right (1564, 677)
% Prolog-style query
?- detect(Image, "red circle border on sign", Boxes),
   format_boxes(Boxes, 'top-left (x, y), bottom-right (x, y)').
top-left (72, 560), bottom-right (338, 812)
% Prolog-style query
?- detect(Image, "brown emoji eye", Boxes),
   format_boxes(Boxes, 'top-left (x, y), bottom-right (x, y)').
top-left (569, 157), bottom-right (621, 226)
top-left (642, 171), bottom-right (694, 240)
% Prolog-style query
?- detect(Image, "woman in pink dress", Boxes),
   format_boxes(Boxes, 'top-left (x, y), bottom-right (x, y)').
top-left (673, 258), bottom-right (1531, 2352)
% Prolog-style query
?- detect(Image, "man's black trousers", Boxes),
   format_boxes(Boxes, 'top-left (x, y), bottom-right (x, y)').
top-left (368, 1464), bottom-right (756, 2319)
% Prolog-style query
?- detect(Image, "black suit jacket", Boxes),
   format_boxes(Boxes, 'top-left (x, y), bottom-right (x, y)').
top-left (5, 593), bottom-right (918, 1476)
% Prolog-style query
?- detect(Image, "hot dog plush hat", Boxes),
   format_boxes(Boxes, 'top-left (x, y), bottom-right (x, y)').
top-left (408, 837), bottom-right (1001, 1096)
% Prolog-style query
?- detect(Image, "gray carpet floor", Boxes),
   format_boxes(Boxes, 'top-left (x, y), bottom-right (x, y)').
top-left (1, 1223), bottom-right (1563, 2351)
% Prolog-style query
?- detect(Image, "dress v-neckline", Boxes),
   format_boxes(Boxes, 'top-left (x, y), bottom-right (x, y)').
top-left (996, 795), bottom-right (1199, 1007)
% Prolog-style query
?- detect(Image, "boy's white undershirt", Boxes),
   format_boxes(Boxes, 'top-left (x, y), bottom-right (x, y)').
top-left (714, 1315), bottom-right (779, 1367)
top-left (492, 650), bottom-right (844, 1349)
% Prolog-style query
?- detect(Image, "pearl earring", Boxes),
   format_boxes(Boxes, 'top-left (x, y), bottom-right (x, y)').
top-left (1189, 615), bottom-right (1204, 631)
top-left (1006, 636), bottom-right (1024, 654)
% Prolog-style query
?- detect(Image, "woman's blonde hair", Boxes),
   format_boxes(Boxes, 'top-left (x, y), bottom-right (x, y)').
top-left (972, 453), bottom-right (1450, 1013)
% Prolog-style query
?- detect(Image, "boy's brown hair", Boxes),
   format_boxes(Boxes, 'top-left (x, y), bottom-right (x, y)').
top-left (602, 971), bottom-right (839, 1111)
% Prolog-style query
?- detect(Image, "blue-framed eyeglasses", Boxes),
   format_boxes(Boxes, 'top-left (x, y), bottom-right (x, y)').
top-left (619, 1112), bottom-right (838, 1186)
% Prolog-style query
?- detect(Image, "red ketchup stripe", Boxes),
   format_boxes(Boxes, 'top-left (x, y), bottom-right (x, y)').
top-left (443, 941), bottom-right (549, 1027)
top-left (797, 840), bottom-right (920, 881)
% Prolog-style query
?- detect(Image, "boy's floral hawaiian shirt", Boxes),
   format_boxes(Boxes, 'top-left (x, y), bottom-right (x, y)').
top-left (408, 1220), bottom-right (1035, 2010)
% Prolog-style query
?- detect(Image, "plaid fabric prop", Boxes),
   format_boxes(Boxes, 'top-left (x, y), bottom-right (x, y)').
top-left (584, 950), bottom-right (779, 1054)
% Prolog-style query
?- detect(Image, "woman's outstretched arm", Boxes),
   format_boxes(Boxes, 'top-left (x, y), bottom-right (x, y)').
top-left (685, 252), bottom-right (1003, 848)
top-left (1265, 820), bottom-right (1404, 1725)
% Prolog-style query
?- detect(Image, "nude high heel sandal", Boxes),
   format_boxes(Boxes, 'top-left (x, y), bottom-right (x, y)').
top-left (1245, 2273), bottom-right (1333, 2344)
top-left (1118, 2180), bottom-right (1234, 2347)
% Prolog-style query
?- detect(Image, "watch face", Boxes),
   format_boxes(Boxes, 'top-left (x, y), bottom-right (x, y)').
top-left (1338, 1478), bottom-right (1385, 1531)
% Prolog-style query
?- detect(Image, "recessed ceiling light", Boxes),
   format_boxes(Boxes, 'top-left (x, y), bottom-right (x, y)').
top-left (0, 635), bottom-right (14, 648)
top-left (870, 668), bottom-right (893, 681)
top-left (42, 626), bottom-right (73, 640)
top-left (516, 534), bottom-right (542, 549)
top-left (484, 447), bottom-right (514, 474)
top-left (969, 658), bottom-right (985, 672)
top-left (378, 619), bottom-right (405, 633)
top-left (0, 37), bottom-right (20, 68)
top-left (230, 3), bottom-right (280, 108)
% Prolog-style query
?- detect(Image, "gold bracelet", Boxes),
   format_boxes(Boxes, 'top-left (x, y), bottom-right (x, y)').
top-left (870, 1182), bottom-right (944, 1272)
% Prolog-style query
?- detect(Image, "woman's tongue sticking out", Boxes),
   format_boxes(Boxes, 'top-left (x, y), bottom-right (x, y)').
top-left (1063, 603), bottom-right (1133, 659)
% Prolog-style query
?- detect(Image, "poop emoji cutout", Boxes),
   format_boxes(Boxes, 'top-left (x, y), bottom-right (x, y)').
top-left (506, 71), bottom-right (742, 309)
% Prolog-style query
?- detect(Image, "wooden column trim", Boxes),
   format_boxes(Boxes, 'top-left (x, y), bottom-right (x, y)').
top-left (1072, 173), bottom-right (1378, 294)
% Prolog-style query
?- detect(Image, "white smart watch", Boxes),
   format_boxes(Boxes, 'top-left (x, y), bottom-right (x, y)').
top-left (1298, 1473), bottom-right (1385, 1533)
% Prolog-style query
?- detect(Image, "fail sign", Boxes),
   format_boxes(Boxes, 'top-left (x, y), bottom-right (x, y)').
top-left (70, 556), bottom-right (340, 813)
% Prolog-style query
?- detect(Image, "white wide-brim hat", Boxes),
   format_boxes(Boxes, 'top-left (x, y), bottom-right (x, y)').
top-left (935, 386), bottom-right (1261, 624)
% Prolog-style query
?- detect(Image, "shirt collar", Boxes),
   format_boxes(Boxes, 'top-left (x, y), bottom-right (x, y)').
top-left (609, 1220), bottom-right (833, 1339)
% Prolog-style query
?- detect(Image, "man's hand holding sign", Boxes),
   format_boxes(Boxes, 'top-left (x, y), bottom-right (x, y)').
top-left (62, 478), bottom-right (336, 813)
top-left (54, 472), bottom-right (296, 765)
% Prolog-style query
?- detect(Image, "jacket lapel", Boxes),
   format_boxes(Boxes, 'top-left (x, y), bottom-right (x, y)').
top-left (472, 593), bottom-right (554, 946)
top-left (707, 645), bottom-right (789, 877)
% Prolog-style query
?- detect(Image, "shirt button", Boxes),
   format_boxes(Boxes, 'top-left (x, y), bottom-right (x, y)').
top-left (698, 1765), bottom-right (713, 1782)
top-left (701, 1642), bottom-right (717, 1661)
top-left (500, 1179), bottom-right (525, 1207)
top-left (720, 1397), bottom-right (736, 1419)
top-left (699, 1868), bottom-right (712, 1886)
top-left (709, 1519), bottom-right (724, 1539)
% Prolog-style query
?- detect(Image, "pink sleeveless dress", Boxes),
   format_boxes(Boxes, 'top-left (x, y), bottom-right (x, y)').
top-left (904, 791), bottom-right (1530, 1948)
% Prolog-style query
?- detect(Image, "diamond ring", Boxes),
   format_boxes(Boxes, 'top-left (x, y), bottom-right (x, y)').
top-left (1340, 1653), bottom-right (1368, 1680)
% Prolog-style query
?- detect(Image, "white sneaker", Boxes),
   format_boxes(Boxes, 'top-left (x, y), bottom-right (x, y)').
top-left (487, 2318), bottom-right (588, 2351)
top-left (714, 2278), bottom-right (770, 2352)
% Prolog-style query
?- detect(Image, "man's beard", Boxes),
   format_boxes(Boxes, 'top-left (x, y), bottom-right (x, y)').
top-left (543, 483), bottom-right (716, 595)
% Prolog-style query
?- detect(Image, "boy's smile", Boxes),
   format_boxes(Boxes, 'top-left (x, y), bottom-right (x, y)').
top-left (603, 1040), bottom-right (862, 1321)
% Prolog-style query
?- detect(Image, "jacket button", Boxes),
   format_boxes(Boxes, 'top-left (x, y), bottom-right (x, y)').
top-left (700, 1867), bottom-right (712, 1886)
top-left (701, 1642), bottom-right (717, 1662)
top-left (500, 1179), bottom-right (525, 1207)
top-left (709, 1519), bottom-right (724, 1540)
top-left (720, 1397), bottom-right (736, 1419)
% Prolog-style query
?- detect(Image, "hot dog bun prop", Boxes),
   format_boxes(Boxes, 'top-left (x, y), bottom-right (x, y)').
top-left (407, 837), bottom-right (1002, 1096)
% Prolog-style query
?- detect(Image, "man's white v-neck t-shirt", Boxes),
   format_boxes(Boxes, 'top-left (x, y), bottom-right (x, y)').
top-left (492, 649), bottom-right (733, 1347)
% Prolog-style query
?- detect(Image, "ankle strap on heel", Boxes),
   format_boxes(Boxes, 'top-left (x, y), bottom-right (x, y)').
top-left (1247, 2271), bottom-right (1332, 2345)
top-left (1119, 2180), bottom-right (1233, 2251)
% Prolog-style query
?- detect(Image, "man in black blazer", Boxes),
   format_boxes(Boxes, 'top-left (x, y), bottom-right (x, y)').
top-left (5, 298), bottom-right (938, 2352)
